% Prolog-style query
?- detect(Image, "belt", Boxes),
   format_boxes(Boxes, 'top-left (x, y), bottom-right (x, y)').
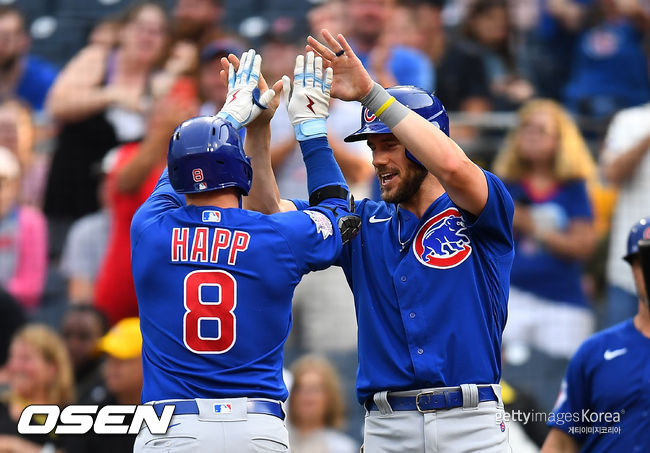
top-left (152, 399), bottom-right (285, 420)
top-left (366, 387), bottom-right (497, 413)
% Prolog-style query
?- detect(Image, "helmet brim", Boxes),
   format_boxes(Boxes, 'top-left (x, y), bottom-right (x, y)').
top-left (344, 121), bottom-right (392, 143)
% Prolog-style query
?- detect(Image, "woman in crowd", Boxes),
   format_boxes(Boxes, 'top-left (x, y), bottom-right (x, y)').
top-left (287, 355), bottom-right (358, 453)
top-left (0, 99), bottom-right (46, 207)
top-left (0, 148), bottom-right (47, 311)
top-left (0, 324), bottom-right (74, 452)
top-left (493, 99), bottom-right (597, 361)
top-left (43, 1), bottom-right (169, 245)
top-left (461, 0), bottom-right (535, 110)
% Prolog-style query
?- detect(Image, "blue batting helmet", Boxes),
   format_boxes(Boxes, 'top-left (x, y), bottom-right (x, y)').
top-left (167, 116), bottom-right (252, 195)
top-left (344, 86), bottom-right (449, 165)
top-left (624, 217), bottom-right (650, 263)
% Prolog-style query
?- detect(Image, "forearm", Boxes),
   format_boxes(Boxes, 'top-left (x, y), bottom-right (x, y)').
top-left (116, 134), bottom-right (168, 193)
top-left (47, 86), bottom-right (115, 122)
top-left (243, 125), bottom-right (283, 214)
top-left (541, 428), bottom-right (580, 453)
top-left (537, 223), bottom-right (596, 261)
top-left (602, 136), bottom-right (650, 186)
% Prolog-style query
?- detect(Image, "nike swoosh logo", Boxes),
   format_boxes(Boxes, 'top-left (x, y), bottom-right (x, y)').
top-left (369, 215), bottom-right (391, 223)
top-left (168, 423), bottom-right (181, 429)
top-left (604, 348), bottom-right (627, 360)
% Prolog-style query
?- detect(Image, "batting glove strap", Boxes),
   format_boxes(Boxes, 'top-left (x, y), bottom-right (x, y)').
top-left (294, 119), bottom-right (327, 141)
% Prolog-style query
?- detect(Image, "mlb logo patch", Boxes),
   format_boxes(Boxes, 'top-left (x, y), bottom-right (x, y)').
top-left (214, 403), bottom-right (232, 414)
top-left (198, 182), bottom-right (208, 190)
top-left (500, 421), bottom-right (506, 432)
top-left (202, 210), bottom-right (221, 223)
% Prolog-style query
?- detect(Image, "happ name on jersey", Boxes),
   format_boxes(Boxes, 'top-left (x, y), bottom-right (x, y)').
top-left (171, 226), bottom-right (250, 265)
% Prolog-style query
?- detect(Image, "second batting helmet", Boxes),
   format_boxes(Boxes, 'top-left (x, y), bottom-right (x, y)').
top-left (623, 217), bottom-right (650, 263)
top-left (167, 116), bottom-right (252, 195)
top-left (344, 86), bottom-right (449, 166)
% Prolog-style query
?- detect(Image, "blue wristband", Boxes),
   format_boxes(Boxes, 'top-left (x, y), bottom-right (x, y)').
top-left (294, 119), bottom-right (327, 141)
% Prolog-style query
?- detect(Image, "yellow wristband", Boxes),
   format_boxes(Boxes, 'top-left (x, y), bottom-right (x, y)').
top-left (375, 97), bottom-right (396, 117)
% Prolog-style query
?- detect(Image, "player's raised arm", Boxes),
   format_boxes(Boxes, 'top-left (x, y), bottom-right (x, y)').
top-left (307, 30), bottom-right (488, 216)
top-left (281, 51), bottom-right (360, 242)
top-left (212, 49), bottom-right (284, 214)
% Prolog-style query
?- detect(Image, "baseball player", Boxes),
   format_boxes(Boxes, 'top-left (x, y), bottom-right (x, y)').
top-left (250, 31), bottom-right (515, 452)
top-left (131, 49), bottom-right (359, 452)
top-left (541, 217), bottom-right (650, 453)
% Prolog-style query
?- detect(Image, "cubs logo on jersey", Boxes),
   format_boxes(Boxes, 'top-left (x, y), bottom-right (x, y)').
top-left (412, 208), bottom-right (472, 269)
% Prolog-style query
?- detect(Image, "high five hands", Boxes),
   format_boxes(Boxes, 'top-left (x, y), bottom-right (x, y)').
top-left (306, 29), bottom-right (374, 102)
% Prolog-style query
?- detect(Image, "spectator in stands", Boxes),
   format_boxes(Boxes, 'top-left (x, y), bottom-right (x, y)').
top-left (0, 324), bottom-right (74, 452)
top-left (0, 6), bottom-right (58, 115)
top-left (418, 0), bottom-right (493, 137)
top-left (173, 0), bottom-right (228, 47)
top-left (493, 99), bottom-right (597, 360)
top-left (563, 0), bottom-right (650, 118)
top-left (93, 76), bottom-right (198, 325)
top-left (0, 99), bottom-right (47, 207)
top-left (601, 101), bottom-right (650, 325)
top-left (461, 0), bottom-right (535, 110)
top-left (43, 1), bottom-right (169, 248)
top-left (58, 184), bottom-right (110, 304)
top-left (0, 148), bottom-right (47, 312)
top-left (61, 305), bottom-right (109, 404)
top-left (198, 39), bottom-right (245, 115)
top-left (343, 0), bottom-right (433, 90)
top-left (288, 355), bottom-right (358, 453)
top-left (66, 317), bottom-right (142, 453)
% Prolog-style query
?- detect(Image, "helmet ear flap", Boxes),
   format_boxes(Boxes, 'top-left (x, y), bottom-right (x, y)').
top-left (405, 149), bottom-right (424, 167)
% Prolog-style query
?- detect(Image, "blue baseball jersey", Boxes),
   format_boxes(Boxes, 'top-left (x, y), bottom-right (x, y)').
top-left (131, 170), bottom-right (345, 403)
top-left (294, 170), bottom-right (514, 402)
top-left (549, 319), bottom-right (650, 452)
top-left (505, 179), bottom-right (593, 306)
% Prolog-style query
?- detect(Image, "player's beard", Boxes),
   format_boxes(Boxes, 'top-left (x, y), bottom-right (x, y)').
top-left (379, 160), bottom-right (428, 205)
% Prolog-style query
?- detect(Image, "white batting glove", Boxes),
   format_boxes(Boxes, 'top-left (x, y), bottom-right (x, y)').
top-left (282, 51), bottom-right (333, 141)
top-left (217, 49), bottom-right (276, 129)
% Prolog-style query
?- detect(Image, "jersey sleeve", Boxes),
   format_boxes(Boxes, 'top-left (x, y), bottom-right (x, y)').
top-left (269, 199), bottom-right (347, 273)
top-left (131, 168), bottom-right (185, 245)
top-left (463, 170), bottom-right (514, 256)
top-left (548, 342), bottom-right (592, 444)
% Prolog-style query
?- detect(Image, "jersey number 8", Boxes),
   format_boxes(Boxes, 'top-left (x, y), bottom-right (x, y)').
top-left (183, 270), bottom-right (237, 354)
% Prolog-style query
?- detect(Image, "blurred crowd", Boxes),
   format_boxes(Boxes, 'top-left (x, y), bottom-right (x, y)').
top-left (0, 0), bottom-right (649, 451)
